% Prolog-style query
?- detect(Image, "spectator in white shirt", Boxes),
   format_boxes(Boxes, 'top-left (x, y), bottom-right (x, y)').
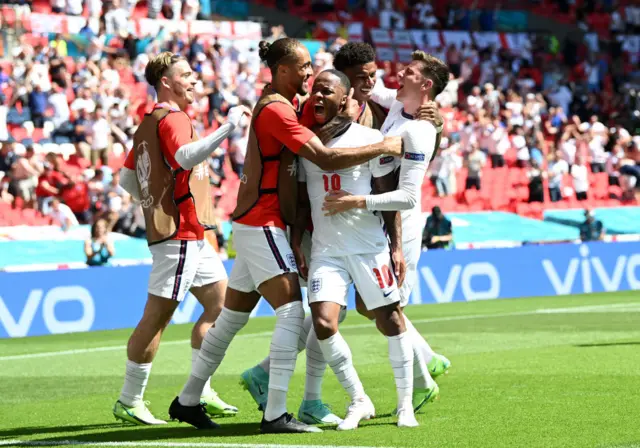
top-left (379, 0), bottom-right (406, 29)
top-left (48, 83), bottom-right (71, 128)
top-left (88, 106), bottom-right (111, 167)
top-left (571, 154), bottom-right (589, 201)
top-left (547, 150), bottom-right (568, 202)
top-left (48, 197), bottom-right (80, 231)
top-left (104, 0), bottom-right (129, 35)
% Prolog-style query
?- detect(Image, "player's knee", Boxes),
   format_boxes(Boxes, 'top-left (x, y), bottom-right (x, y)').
top-left (374, 304), bottom-right (405, 336)
top-left (313, 315), bottom-right (338, 341)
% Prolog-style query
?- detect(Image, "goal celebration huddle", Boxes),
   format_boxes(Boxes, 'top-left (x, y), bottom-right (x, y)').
top-left (115, 37), bottom-right (452, 433)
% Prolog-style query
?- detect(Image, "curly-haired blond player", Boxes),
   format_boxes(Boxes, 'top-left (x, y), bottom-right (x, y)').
top-left (114, 52), bottom-right (250, 427)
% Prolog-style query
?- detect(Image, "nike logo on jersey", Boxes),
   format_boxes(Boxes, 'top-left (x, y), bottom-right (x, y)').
top-left (404, 152), bottom-right (425, 161)
top-left (383, 290), bottom-right (395, 298)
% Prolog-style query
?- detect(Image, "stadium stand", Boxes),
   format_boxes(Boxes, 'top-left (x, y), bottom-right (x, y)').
top-left (0, 0), bottom-right (639, 252)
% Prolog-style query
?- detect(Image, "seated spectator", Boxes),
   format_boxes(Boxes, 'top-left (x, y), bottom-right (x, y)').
top-left (422, 206), bottom-right (453, 250)
top-left (579, 209), bottom-right (604, 242)
top-left (571, 154), bottom-right (589, 201)
top-left (48, 197), bottom-right (79, 231)
top-left (0, 141), bottom-right (16, 176)
top-left (112, 193), bottom-right (146, 238)
top-left (85, 218), bottom-right (115, 267)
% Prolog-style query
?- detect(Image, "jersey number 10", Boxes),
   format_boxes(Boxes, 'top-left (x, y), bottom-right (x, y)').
top-left (322, 174), bottom-right (341, 192)
top-left (373, 265), bottom-right (394, 289)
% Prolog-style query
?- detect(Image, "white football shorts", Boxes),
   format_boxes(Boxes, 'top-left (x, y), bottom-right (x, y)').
top-left (308, 251), bottom-right (400, 311)
top-left (228, 222), bottom-right (298, 293)
top-left (399, 238), bottom-right (421, 307)
top-left (148, 238), bottom-right (227, 301)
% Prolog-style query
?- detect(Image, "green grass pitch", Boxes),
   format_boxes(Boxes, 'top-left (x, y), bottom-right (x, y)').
top-left (1, 291), bottom-right (640, 448)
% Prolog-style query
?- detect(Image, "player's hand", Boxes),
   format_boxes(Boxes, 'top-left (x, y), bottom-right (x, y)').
top-left (416, 101), bottom-right (443, 130)
top-left (226, 105), bottom-right (252, 128)
top-left (292, 245), bottom-right (308, 281)
top-left (391, 248), bottom-right (406, 287)
top-left (322, 190), bottom-right (365, 216)
top-left (383, 136), bottom-right (403, 156)
top-left (342, 88), bottom-right (361, 122)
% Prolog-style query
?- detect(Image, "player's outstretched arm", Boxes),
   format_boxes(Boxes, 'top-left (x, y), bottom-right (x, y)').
top-left (298, 134), bottom-right (403, 171)
top-left (371, 78), bottom-right (398, 109)
top-left (174, 106), bottom-right (251, 170)
top-left (290, 181), bottom-right (311, 281)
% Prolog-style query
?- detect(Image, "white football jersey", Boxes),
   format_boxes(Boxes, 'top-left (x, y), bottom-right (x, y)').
top-left (380, 101), bottom-right (437, 243)
top-left (300, 123), bottom-right (396, 258)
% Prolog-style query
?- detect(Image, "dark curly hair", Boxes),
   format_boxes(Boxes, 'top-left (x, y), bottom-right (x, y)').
top-left (333, 42), bottom-right (376, 72)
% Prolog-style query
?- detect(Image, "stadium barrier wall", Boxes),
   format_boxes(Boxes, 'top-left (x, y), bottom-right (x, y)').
top-left (0, 241), bottom-right (638, 338)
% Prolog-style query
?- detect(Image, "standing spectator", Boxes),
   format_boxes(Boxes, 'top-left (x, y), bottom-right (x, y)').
top-left (48, 82), bottom-right (71, 130)
top-left (465, 143), bottom-right (485, 190)
top-left (547, 150), bottom-right (569, 202)
top-left (28, 84), bottom-right (48, 129)
top-left (0, 141), bottom-right (16, 176)
top-left (36, 153), bottom-right (70, 213)
top-left (379, 0), bottom-right (406, 29)
top-left (105, 0), bottom-right (129, 35)
top-left (527, 158), bottom-right (545, 203)
top-left (11, 146), bottom-right (43, 208)
top-left (88, 106), bottom-right (111, 167)
top-left (85, 218), bottom-right (115, 266)
top-left (47, 197), bottom-right (79, 231)
top-left (571, 154), bottom-right (589, 201)
top-left (422, 206), bottom-right (453, 250)
top-left (579, 209), bottom-right (605, 241)
top-left (0, 93), bottom-right (8, 142)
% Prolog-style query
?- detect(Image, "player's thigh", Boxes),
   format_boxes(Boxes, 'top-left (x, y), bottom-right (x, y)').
top-left (148, 240), bottom-right (199, 302)
top-left (355, 290), bottom-right (375, 320)
top-left (224, 286), bottom-right (262, 313)
top-left (399, 240), bottom-right (421, 307)
top-left (348, 251), bottom-right (400, 312)
top-left (307, 256), bottom-right (351, 309)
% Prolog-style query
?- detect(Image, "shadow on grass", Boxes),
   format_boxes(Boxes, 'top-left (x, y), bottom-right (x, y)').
top-left (575, 341), bottom-right (640, 348)
top-left (0, 424), bottom-right (116, 439)
top-left (2, 422), bottom-right (262, 444)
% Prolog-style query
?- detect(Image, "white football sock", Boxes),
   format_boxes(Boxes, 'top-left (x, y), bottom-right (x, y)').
top-left (387, 331), bottom-right (414, 412)
top-left (179, 308), bottom-right (250, 406)
top-left (303, 327), bottom-right (326, 401)
top-left (403, 316), bottom-right (434, 389)
top-left (318, 332), bottom-right (365, 401)
top-left (404, 315), bottom-right (435, 364)
top-left (119, 360), bottom-right (152, 407)
top-left (257, 314), bottom-right (312, 375)
top-left (264, 301), bottom-right (305, 422)
top-left (191, 349), bottom-right (212, 395)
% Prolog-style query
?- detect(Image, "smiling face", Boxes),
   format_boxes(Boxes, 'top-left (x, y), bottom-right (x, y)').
top-left (309, 72), bottom-right (348, 125)
top-left (343, 61), bottom-right (377, 104)
top-left (396, 60), bottom-right (432, 102)
top-left (161, 59), bottom-right (196, 109)
top-left (279, 45), bottom-right (314, 97)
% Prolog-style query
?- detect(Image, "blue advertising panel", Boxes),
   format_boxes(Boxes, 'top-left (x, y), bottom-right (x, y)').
top-left (1, 242), bottom-right (638, 338)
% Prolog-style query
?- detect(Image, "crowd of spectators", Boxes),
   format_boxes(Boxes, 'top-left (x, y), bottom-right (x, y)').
top-left (1, 0), bottom-right (640, 254)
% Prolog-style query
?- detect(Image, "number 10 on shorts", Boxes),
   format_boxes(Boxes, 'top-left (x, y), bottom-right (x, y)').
top-left (373, 265), bottom-right (394, 289)
top-left (323, 174), bottom-right (341, 192)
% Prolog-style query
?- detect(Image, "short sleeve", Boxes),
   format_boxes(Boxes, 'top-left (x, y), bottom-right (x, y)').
top-left (257, 103), bottom-right (315, 154)
top-left (158, 111), bottom-right (193, 169)
top-left (123, 148), bottom-right (135, 169)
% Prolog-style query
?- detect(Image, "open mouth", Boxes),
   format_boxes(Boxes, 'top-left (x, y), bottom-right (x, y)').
top-left (360, 87), bottom-right (372, 95)
top-left (313, 103), bottom-right (327, 121)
